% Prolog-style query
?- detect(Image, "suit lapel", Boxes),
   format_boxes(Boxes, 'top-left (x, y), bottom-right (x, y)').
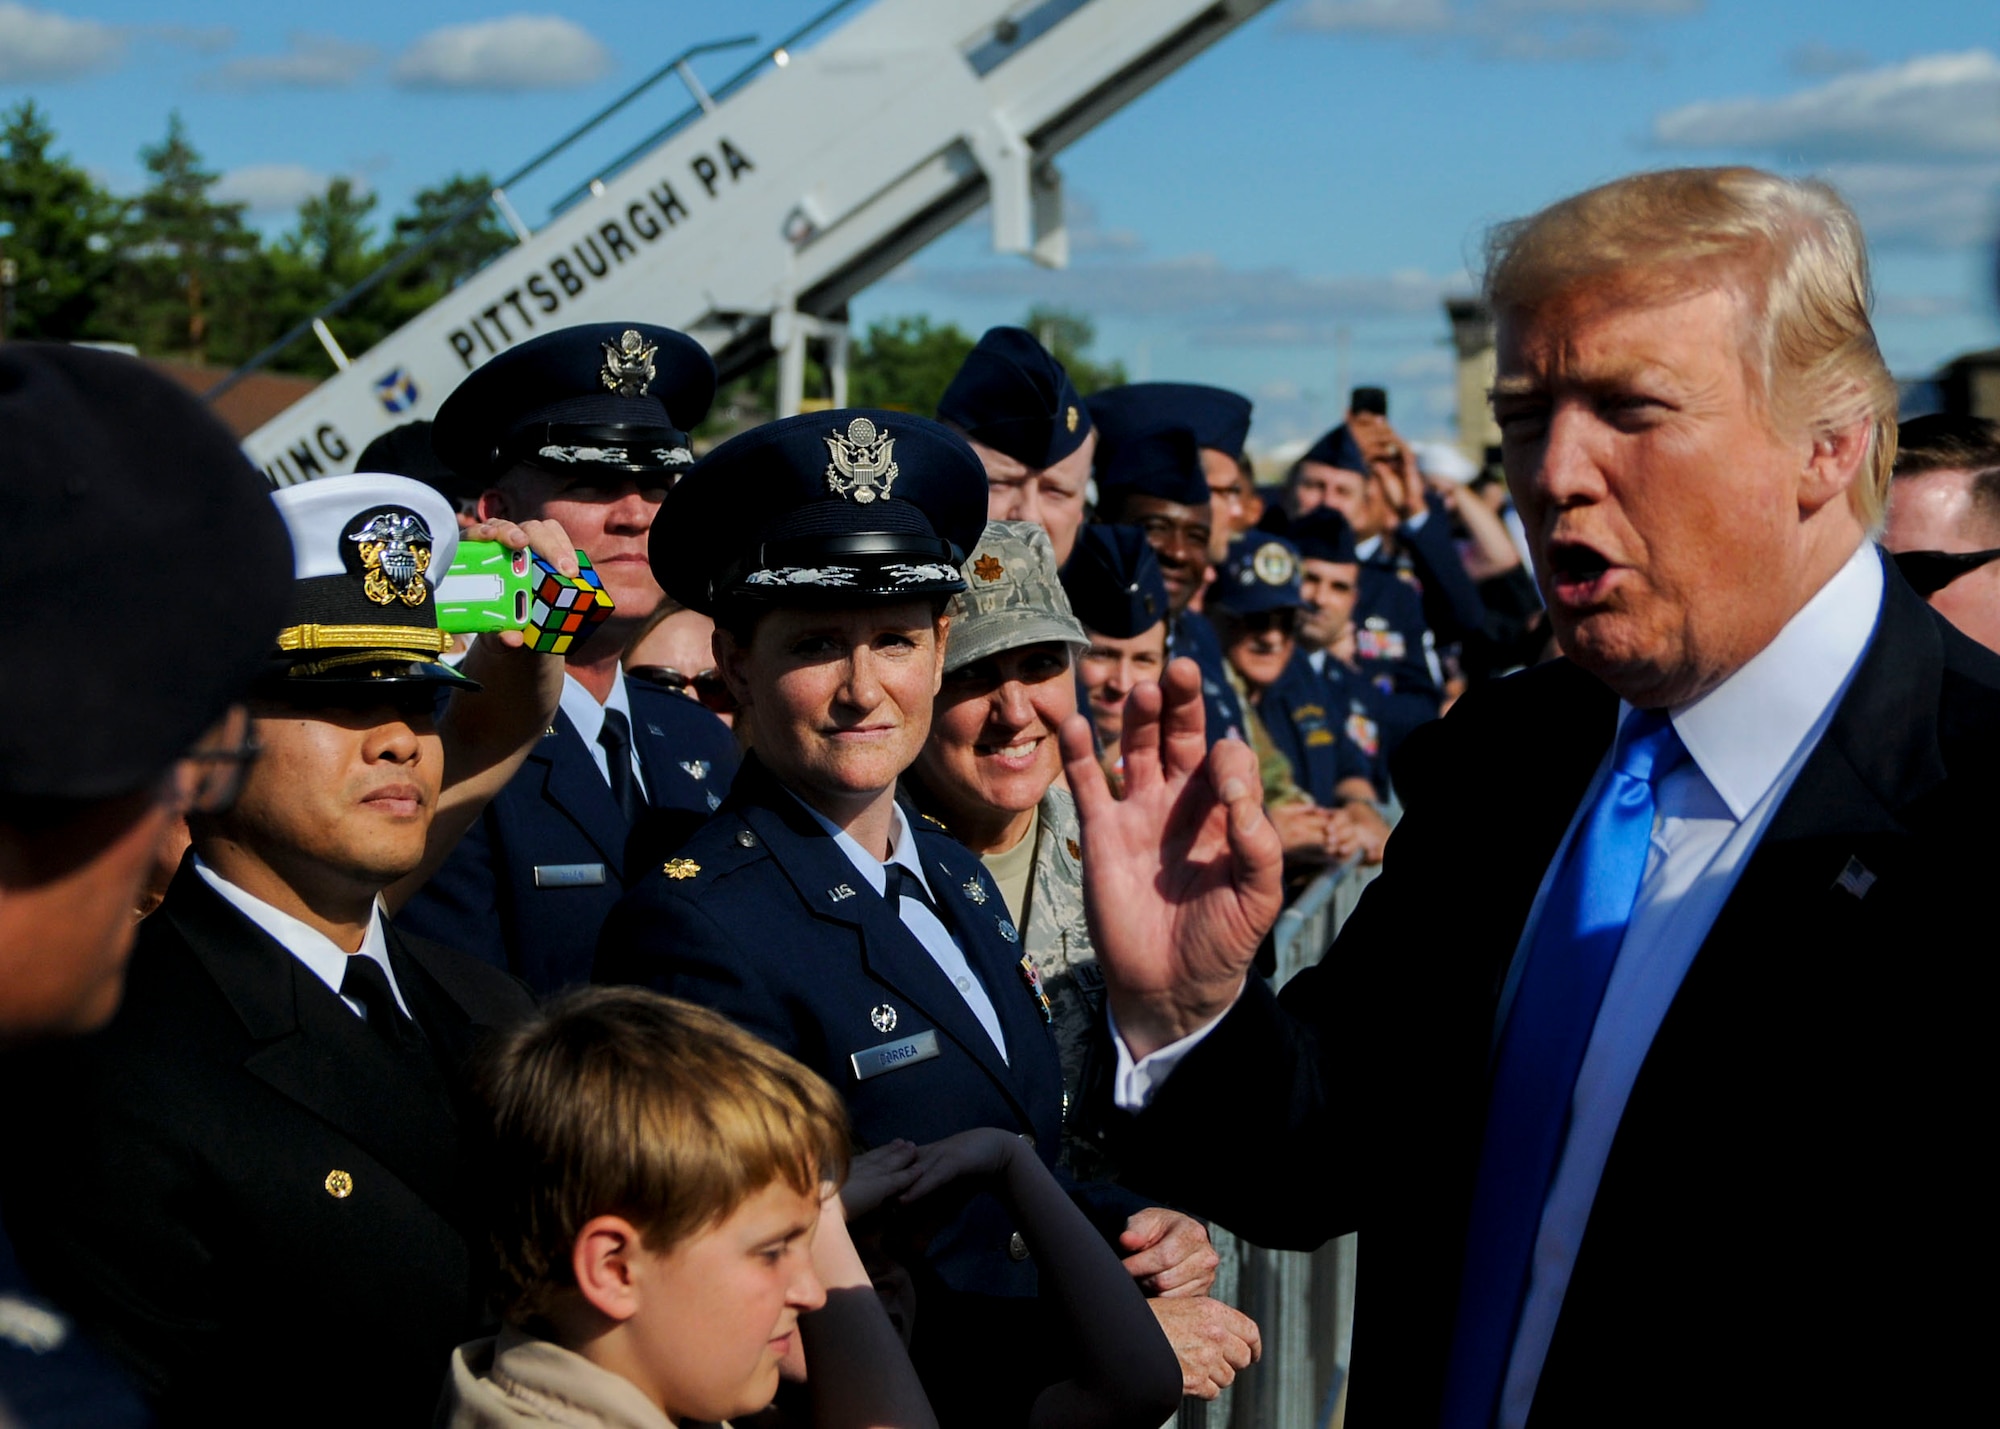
top-left (165, 871), bottom-right (466, 1218)
top-left (531, 709), bottom-right (630, 868)
top-left (735, 766), bottom-right (1037, 1123)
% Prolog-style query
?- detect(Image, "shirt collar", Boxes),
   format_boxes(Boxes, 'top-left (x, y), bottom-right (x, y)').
top-left (192, 856), bottom-right (400, 1009)
top-left (1654, 541), bottom-right (1883, 821)
top-left (1355, 534), bottom-right (1384, 562)
top-left (557, 667), bottom-right (632, 745)
top-left (786, 790), bottom-right (937, 902)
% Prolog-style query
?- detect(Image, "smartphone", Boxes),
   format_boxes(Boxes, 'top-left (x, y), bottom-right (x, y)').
top-left (437, 541), bottom-right (534, 633)
top-left (1350, 386), bottom-right (1388, 417)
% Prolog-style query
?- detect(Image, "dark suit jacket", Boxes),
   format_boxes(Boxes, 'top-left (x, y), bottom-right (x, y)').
top-left (1114, 560), bottom-right (1997, 1426)
top-left (0, 866), bottom-right (535, 1428)
top-left (397, 679), bottom-right (736, 995)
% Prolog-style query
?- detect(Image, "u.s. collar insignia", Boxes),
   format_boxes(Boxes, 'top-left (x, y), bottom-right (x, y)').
top-left (346, 509), bottom-right (433, 607)
top-left (824, 417), bottom-right (898, 504)
top-left (680, 759), bottom-right (711, 780)
top-left (870, 1004), bottom-right (898, 1033)
top-left (973, 554), bottom-right (1005, 582)
top-left (1065, 404), bottom-right (1079, 433)
top-left (662, 858), bottom-right (700, 879)
top-left (601, 329), bottom-right (657, 397)
top-left (962, 878), bottom-right (988, 905)
top-left (1252, 541), bottom-right (1296, 586)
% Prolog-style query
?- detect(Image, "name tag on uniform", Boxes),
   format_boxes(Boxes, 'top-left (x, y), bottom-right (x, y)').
top-left (533, 863), bottom-right (606, 888)
top-left (850, 1031), bottom-right (939, 1082)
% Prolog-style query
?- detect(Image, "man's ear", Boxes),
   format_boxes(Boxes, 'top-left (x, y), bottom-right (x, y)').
top-left (1800, 415), bottom-right (1872, 516)
top-left (572, 1215), bottom-right (646, 1324)
top-left (476, 488), bottom-right (511, 523)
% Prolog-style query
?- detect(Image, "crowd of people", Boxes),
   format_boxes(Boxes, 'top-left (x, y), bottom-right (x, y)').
top-left (2, 161), bottom-right (1997, 1429)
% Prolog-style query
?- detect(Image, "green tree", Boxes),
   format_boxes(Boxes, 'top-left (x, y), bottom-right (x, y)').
top-left (1022, 304), bottom-right (1125, 394)
top-left (100, 112), bottom-right (265, 364)
top-left (847, 314), bottom-right (977, 412)
top-left (268, 177), bottom-right (389, 374)
top-left (0, 100), bottom-right (123, 340)
top-left (387, 172), bottom-right (513, 298)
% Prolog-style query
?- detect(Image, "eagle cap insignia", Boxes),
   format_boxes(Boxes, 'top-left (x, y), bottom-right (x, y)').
top-left (824, 417), bottom-right (898, 504)
top-left (346, 509), bottom-right (433, 607)
top-left (1252, 541), bottom-right (1296, 586)
top-left (662, 858), bottom-right (700, 880)
top-left (601, 329), bottom-right (658, 397)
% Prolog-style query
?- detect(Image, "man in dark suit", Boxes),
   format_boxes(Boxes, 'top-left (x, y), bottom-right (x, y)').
top-left (1057, 166), bottom-right (1984, 1427)
top-left (0, 475), bottom-right (549, 1426)
top-left (398, 323), bottom-right (737, 994)
top-left (0, 345), bottom-right (295, 1427)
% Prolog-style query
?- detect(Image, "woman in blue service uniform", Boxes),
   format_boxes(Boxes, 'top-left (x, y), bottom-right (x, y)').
top-left (596, 410), bottom-right (1159, 1427)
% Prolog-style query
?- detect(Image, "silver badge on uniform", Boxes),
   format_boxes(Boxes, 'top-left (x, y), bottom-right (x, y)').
top-left (997, 919), bottom-right (1019, 943)
top-left (829, 883), bottom-right (857, 902)
top-left (962, 878), bottom-right (988, 905)
top-left (851, 1030), bottom-right (939, 1081)
top-left (680, 760), bottom-right (710, 780)
top-left (870, 1004), bottom-right (898, 1033)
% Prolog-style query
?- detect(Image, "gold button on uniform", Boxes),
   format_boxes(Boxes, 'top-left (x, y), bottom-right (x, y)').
top-left (324, 1169), bottom-right (354, 1199)
top-left (1007, 1231), bottom-right (1030, 1262)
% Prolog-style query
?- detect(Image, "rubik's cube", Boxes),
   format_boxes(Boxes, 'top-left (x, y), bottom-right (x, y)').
top-left (526, 551), bottom-right (615, 654)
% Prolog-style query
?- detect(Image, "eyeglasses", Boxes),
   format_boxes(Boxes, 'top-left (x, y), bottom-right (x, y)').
top-left (627, 665), bottom-right (738, 716)
top-left (160, 704), bottom-right (262, 816)
top-left (1892, 546), bottom-right (2000, 597)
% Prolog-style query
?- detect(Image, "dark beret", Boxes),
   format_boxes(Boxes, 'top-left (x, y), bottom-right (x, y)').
top-left (655, 409), bottom-right (987, 616)
top-left (1291, 509), bottom-right (1360, 564)
top-left (1062, 524), bottom-right (1169, 639)
top-left (1300, 423), bottom-right (1368, 473)
top-left (1087, 382), bottom-right (1253, 458)
top-left (936, 327), bottom-right (1091, 470)
top-left (0, 343), bottom-right (293, 801)
top-left (1094, 426), bottom-right (1210, 510)
top-left (432, 322), bottom-right (716, 484)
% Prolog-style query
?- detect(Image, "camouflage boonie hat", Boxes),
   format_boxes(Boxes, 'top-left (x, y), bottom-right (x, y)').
top-left (944, 520), bottom-right (1089, 674)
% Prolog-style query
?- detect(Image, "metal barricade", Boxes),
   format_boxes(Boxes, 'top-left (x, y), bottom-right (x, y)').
top-left (1181, 857), bottom-right (1378, 1429)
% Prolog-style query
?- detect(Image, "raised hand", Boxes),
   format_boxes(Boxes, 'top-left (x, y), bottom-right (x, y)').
top-left (1058, 658), bottom-right (1283, 1059)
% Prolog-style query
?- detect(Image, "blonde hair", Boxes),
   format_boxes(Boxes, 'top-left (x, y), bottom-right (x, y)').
top-left (477, 987), bottom-right (849, 1322)
top-left (1483, 166), bottom-right (1899, 525)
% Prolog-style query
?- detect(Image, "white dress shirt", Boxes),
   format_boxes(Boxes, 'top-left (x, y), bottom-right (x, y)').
top-left (1114, 542), bottom-right (1884, 1423)
top-left (193, 857), bottom-right (410, 1022)
top-left (558, 668), bottom-right (649, 801)
top-left (794, 794), bottom-right (1010, 1063)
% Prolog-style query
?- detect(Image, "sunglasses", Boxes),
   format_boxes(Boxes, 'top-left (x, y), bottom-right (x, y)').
top-left (628, 665), bottom-right (738, 715)
top-left (1892, 546), bottom-right (2000, 597)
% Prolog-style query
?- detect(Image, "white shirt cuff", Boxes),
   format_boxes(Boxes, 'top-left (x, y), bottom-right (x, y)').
top-left (1404, 507), bottom-right (1430, 533)
top-left (1108, 995), bottom-right (1240, 1112)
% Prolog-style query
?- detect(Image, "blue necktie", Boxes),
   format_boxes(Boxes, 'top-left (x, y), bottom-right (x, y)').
top-left (1440, 707), bottom-right (1687, 1428)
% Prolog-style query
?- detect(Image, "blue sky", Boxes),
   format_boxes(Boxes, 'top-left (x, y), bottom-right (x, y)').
top-left (3, 0), bottom-right (1995, 449)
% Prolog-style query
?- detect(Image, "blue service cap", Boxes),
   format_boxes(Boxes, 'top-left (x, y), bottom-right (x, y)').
top-left (655, 409), bottom-right (986, 616)
top-left (1087, 382), bottom-right (1253, 459)
top-left (1061, 524), bottom-right (1169, 639)
top-left (1291, 509), bottom-right (1359, 565)
top-left (1094, 426), bottom-right (1210, 510)
top-left (432, 322), bottom-right (716, 484)
top-left (937, 326), bottom-right (1091, 469)
top-left (1300, 423), bottom-right (1368, 474)
top-left (1210, 534), bottom-right (1304, 615)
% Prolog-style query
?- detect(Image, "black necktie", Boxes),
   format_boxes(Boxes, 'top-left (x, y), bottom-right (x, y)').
top-left (598, 708), bottom-right (642, 824)
top-left (339, 954), bottom-right (424, 1058)
top-left (883, 862), bottom-right (942, 919)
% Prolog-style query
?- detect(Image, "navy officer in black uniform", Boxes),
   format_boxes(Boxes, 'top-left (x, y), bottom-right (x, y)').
top-left (398, 322), bottom-right (737, 995)
top-left (596, 410), bottom-right (1213, 1425)
top-left (0, 474), bottom-right (544, 1427)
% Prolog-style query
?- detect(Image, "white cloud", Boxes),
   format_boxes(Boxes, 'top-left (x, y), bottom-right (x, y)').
top-left (1786, 39), bottom-right (1871, 78)
top-left (215, 163), bottom-right (360, 216)
top-left (392, 14), bottom-right (610, 92)
top-left (1653, 50), bottom-right (2000, 160)
top-left (1822, 161), bottom-right (2000, 251)
top-left (1286, 0), bottom-right (1454, 34)
top-left (894, 252), bottom-right (1464, 347)
top-left (202, 33), bottom-right (377, 91)
top-left (0, 2), bottom-right (124, 82)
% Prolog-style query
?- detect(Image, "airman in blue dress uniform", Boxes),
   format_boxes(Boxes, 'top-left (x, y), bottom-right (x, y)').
top-left (1089, 423), bottom-right (1248, 747)
top-left (396, 323), bottom-right (737, 995)
top-left (595, 408), bottom-right (1167, 1425)
top-left (1290, 509), bottom-right (1394, 796)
